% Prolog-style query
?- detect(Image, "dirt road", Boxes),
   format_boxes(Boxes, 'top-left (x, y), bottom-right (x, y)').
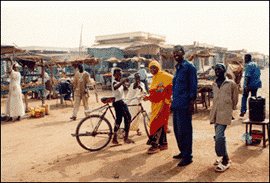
top-left (1, 69), bottom-right (269, 182)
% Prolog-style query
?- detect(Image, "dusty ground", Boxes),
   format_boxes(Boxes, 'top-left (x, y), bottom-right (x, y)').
top-left (1, 68), bottom-right (269, 182)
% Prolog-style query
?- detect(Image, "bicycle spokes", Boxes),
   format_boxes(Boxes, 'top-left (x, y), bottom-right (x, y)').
top-left (75, 115), bottom-right (112, 151)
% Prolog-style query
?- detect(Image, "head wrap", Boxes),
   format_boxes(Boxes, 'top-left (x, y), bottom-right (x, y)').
top-left (149, 60), bottom-right (161, 73)
top-left (148, 61), bottom-right (172, 91)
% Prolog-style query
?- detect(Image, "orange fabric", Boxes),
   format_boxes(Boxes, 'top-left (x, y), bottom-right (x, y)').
top-left (148, 61), bottom-right (173, 135)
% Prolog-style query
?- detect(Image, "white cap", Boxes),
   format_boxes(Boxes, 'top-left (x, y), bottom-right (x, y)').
top-left (140, 64), bottom-right (144, 68)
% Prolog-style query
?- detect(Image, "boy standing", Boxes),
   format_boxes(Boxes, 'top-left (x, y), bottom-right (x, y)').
top-left (126, 73), bottom-right (146, 136)
top-left (112, 68), bottom-right (134, 145)
top-left (210, 63), bottom-right (238, 172)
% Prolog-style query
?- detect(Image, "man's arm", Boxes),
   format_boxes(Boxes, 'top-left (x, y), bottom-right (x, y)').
top-left (113, 78), bottom-right (129, 90)
top-left (73, 73), bottom-right (78, 90)
top-left (189, 65), bottom-right (198, 101)
top-left (244, 64), bottom-right (252, 89)
top-left (232, 82), bottom-right (239, 110)
top-left (188, 65), bottom-right (198, 115)
top-left (245, 77), bottom-right (251, 89)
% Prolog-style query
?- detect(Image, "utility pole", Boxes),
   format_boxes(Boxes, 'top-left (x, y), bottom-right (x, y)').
top-left (79, 24), bottom-right (83, 56)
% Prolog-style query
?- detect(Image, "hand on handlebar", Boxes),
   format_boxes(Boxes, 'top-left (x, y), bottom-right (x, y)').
top-left (142, 94), bottom-right (149, 101)
top-left (122, 78), bottom-right (129, 83)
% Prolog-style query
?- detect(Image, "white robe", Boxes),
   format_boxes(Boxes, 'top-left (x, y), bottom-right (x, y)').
top-left (125, 82), bottom-right (146, 131)
top-left (5, 70), bottom-right (25, 118)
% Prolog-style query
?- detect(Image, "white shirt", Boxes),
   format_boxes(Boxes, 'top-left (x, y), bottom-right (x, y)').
top-left (137, 68), bottom-right (147, 80)
top-left (112, 80), bottom-right (124, 102)
top-left (126, 82), bottom-right (146, 104)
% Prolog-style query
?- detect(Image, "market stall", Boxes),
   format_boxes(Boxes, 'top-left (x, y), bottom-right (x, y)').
top-left (41, 54), bottom-right (100, 103)
top-left (1, 54), bottom-right (46, 112)
top-left (102, 56), bottom-right (154, 90)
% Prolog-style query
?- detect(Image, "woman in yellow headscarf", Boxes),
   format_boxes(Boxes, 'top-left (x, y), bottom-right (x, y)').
top-left (144, 60), bottom-right (173, 154)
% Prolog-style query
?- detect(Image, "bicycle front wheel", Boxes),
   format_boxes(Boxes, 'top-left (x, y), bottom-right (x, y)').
top-left (75, 115), bottom-right (112, 151)
top-left (143, 112), bottom-right (150, 137)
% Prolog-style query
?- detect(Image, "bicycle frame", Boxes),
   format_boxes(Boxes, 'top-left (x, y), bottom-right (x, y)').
top-left (73, 95), bottom-right (150, 151)
top-left (84, 97), bottom-right (148, 132)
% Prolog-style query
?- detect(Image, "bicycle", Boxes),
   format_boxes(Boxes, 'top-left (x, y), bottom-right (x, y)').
top-left (71, 94), bottom-right (150, 151)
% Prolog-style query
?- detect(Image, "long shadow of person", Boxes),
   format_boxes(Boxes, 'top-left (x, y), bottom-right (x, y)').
top-left (79, 151), bottom-right (152, 182)
top-left (187, 166), bottom-right (221, 182)
top-left (44, 138), bottom-right (148, 178)
top-left (125, 159), bottom-right (185, 182)
top-left (230, 144), bottom-right (264, 164)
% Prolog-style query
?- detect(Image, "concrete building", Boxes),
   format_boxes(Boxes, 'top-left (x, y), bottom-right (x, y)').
top-left (87, 31), bottom-right (174, 82)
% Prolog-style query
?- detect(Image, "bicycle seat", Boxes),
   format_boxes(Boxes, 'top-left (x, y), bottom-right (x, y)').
top-left (101, 97), bottom-right (115, 104)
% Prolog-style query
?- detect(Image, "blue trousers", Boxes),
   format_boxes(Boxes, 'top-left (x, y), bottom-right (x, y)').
top-left (173, 108), bottom-right (193, 159)
top-left (214, 124), bottom-right (228, 157)
top-left (241, 88), bottom-right (258, 113)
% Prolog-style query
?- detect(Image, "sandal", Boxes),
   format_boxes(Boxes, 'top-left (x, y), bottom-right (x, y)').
top-left (136, 129), bottom-right (142, 136)
top-left (215, 161), bottom-right (232, 172)
top-left (159, 144), bottom-right (168, 150)
top-left (147, 146), bottom-right (160, 154)
top-left (124, 138), bottom-right (135, 144)
top-left (214, 159), bottom-right (222, 165)
top-left (112, 141), bottom-right (121, 146)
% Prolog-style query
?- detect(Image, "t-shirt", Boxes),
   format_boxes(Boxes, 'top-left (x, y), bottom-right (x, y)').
top-left (112, 80), bottom-right (124, 102)
top-left (137, 69), bottom-right (147, 80)
top-left (243, 61), bottom-right (262, 89)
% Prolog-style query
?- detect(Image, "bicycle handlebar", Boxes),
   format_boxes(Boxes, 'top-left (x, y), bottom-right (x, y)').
top-left (123, 94), bottom-right (147, 102)
top-left (84, 94), bottom-right (148, 114)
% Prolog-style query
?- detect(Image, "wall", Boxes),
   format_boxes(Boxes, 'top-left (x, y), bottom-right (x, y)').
top-left (87, 47), bottom-right (124, 83)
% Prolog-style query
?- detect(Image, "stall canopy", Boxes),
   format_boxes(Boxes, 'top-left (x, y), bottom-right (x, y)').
top-left (1, 45), bottom-right (25, 55)
top-left (55, 54), bottom-right (99, 68)
top-left (161, 48), bottom-right (216, 61)
top-left (125, 56), bottom-right (154, 63)
top-left (13, 55), bottom-right (43, 71)
top-left (105, 56), bottom-right (121, 63)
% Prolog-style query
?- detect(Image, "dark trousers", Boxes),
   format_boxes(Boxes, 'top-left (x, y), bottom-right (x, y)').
top-left (141, 79), bottom-right (149, 94)
top-left (147, 125), bottom-right (167, 146)
top-left (173, 108), bottom-right (193, 159)
top-left (113, 100), bottom-right (132, 133)
top-left (241, 88), bottom-right (258, 113)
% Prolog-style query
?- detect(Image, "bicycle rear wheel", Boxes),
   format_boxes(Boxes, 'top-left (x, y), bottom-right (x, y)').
top-left (143, 112), bottom-right (150, 137)
top-left (75, 115), bottom-right (112, 151)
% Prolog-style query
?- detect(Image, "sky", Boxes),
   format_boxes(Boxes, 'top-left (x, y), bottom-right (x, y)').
top-left (1, 1), bottom-right (269, 55)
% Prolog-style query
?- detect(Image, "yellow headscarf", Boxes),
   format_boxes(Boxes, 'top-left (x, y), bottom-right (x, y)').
top-left (149, 61), bottom-right (173, 91)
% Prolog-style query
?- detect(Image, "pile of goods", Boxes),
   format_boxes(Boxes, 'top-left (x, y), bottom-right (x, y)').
top-left (198, 79), bottom-right (213, 88)
top-left (30, 104), bottom-right (49, 118)
top-left (21, 81), bottom-right (43, 89)
top-left (1, 85), bottom-right (9, 90)
top-left (103, 72), bottom-right (112, 77)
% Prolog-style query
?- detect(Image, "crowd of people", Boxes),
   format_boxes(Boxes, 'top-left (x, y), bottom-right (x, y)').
top-left (3, 45), bottom-right (262, 172)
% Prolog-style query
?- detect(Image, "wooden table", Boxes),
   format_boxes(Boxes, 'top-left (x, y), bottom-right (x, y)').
top-left (242, 119), bottom-right (269, 148)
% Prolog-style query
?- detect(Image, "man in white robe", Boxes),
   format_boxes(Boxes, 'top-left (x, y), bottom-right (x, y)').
top-left (5, 62), bottom-right (25, 121)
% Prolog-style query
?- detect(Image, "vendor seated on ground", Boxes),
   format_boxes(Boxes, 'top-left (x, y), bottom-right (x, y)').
top-left (59, 79), bottom-right (72, 100)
